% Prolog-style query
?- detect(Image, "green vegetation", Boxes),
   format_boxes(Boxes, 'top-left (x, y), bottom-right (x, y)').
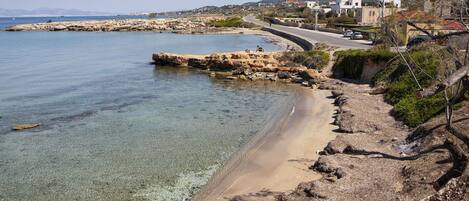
top-left (333, 48), bottom-right (447, 126)
top-left (328, 15), bottom-right (357, 25)
top-left (283, 50), bottom-right (330, 71)
top-left (333, 49), bottom-right (396, 79)
top-left (148, 13), bottom-right (158, 18)
top-left (331, 44), bottom-right (453, 127)
top-left (373, 48), bottom-right (446, 127)
top-left (211, 17), bottom-right (243, 27)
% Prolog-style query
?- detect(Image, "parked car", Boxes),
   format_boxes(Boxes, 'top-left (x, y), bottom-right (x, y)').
top-left (407, 35), bottom-right (432, 49)
top-left (351, 32), bottom-right (364, 40)
top-left (343, 29), bottom-right (353, 38)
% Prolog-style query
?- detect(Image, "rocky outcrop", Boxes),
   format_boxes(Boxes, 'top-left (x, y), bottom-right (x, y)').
top-left (152, 51), bottom-right (325, 84)
top-left (5, 17), bottom-right (224, 32)
top-left (13, 124), bottom-right (40, 131)
top-left (311, 156), bottom-right (346, 179)
top-left (152, 53), bottom-right (196, 66)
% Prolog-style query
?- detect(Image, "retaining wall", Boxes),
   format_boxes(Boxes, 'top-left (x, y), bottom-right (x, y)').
top-left (261, 27), bottom-right (314, 51)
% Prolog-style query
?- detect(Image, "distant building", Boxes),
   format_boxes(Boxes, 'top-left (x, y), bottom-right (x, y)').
top-left (306, 1), bottom-right (334, 13)
top-left (362, 0), bottom-right (401, 8)
top-left (306, 1), bottom-right (321, 9)
top-left (332, 0), bottom-right (362, 15)
top-left (386, 10), bottom-right (465, 44)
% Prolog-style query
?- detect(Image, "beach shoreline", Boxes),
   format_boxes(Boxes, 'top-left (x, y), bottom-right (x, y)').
top-left (192, 87), bottom-right (337, 200)
top-left (2, 17), bottom-right (301, 51)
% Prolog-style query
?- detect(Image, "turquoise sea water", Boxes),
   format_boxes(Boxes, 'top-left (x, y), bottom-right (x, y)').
top-left (0, 32), bottom-right (296, 200)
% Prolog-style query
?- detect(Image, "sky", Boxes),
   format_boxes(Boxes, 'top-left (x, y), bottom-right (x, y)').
top-left (0, 0), bottom-right (253, 13)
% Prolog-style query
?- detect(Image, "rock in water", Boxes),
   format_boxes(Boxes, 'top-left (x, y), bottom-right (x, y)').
top-left (13, 124), bottom-right (40, 131)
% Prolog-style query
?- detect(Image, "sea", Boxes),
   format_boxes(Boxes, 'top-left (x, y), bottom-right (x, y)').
top-left (0, 17), bottom-right (297, 200)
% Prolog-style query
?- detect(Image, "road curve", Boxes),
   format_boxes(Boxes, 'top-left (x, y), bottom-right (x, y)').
top-left (244, 15), bottom-right (371, 50)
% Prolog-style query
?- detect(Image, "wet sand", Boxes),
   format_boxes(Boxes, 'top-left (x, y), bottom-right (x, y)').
top-left (193, 88), bottom-right (338, 200)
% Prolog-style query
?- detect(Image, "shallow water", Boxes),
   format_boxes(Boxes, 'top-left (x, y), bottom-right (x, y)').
top-left (0, 32), bottom-right (296, 200)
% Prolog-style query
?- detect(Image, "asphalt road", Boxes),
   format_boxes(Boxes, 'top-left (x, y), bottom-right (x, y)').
top-left (244, 15), bottom-right (371, 50)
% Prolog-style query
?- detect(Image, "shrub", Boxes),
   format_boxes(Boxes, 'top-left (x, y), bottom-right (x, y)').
top-left (328, 15), bottom-right (357, 25)
top-left (211, 17), bottom-right (243, 27)
top-left (393, 94), bottom-right (446, 127)
top-left (283, 50), bottom-right (330, 70)
top-left (372, 49), bottom-right (446, 126)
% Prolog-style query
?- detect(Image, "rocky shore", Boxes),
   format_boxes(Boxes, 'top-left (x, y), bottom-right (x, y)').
top-left (276, 79), bottom-right (469, 201)
top-left (152, 51), bottom-right (324, 85)
top-left (157, 50), bottom-right (468, 200)
top-left (5, 17), bottom-right (226, 33)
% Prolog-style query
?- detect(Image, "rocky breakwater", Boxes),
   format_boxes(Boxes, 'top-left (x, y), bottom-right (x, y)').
top-left (152, 51), bottom-right (325, 85)
top-left (5, 17), bottom-right (223, 33)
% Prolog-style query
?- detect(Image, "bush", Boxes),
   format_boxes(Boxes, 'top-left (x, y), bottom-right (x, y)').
top-left (393, 94), bottom-right (446, 127)
top-left (283, 50), bottom-right (330, 70)
top-left (372, 49), bottom-right (446, 127)
top-left (211, 17), bottom-right (243, 27)
top-left (328, 15), bottom-right (357, 25)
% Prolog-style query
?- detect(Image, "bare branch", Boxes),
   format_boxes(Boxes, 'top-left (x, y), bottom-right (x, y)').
top-left (443, 66), bottom-right (469, 86)
top-left (447, 125), bottom-right (469, 146)
top-left (406, 21), bottom-right (435, 38)
top-left (419, 66), bottom-right (469, 97)
top-left (434, 138), bottom-right (468, 190)
top-left (343, 144), bottom-right (447, 161)
top-left (406, 21), bottom-right (469, 41)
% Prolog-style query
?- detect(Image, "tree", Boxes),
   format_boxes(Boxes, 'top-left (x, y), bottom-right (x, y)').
top-left (148, 13), bottom-right (158, 18)
top-left (384, 0), bottom-right (469, 189)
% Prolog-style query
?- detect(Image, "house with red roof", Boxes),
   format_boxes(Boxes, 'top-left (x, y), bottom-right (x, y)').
top-left (386, 10), bottom-right (465, 44)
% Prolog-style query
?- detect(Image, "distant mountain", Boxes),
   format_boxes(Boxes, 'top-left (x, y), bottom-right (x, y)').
top-left (0, 8), bottom-right (113, 17)
top-left (259, 0), bottom-right (284, 3)
top-left (242, 0), bottom-right (283, 6)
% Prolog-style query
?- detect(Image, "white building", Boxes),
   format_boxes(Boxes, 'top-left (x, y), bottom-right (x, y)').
top-left (332, 0), bottom-right (362, 15)
top-left (362, 0), bottom-right (401, 8)
top-left (306, 0), bottom-right (334, 13)
top-left (306, 1), bottom-right (320, 9)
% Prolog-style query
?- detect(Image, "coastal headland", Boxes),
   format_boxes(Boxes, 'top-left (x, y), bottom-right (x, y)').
top-left (5, 17), bottom-right (226, 33)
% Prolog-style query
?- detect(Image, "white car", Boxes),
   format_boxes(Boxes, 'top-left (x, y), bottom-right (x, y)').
top-left (343, 30), bottom-right (353, 38)
top-left (351, 32), bottom-right (364, 40)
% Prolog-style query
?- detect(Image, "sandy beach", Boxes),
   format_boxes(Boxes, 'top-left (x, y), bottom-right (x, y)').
top-left (193, 88), bottom-right (337, 200)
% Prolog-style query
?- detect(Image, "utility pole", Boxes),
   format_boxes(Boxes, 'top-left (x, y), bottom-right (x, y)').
top-left (380, 0), bottom-right (385, 26)
top-left (315, 9), bottom-right (319, 30)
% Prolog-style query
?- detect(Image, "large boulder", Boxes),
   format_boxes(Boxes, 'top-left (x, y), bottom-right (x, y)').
top-left (53, 25), bottom-right (67, 31)
top-left (299, 69), bottom-right (323, 82)
top-left (312, 156), bottom-right (340, 173)
top-left (278, 71), bottom-right (291, 79)
top-left (152, 53), bottom-right (189, 66)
